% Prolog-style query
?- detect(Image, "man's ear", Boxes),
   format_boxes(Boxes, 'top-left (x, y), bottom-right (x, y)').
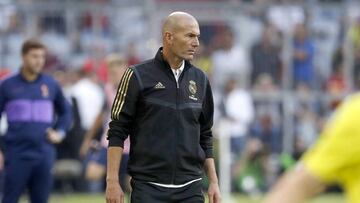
top-left (165, 32), bottom-right (173, 44)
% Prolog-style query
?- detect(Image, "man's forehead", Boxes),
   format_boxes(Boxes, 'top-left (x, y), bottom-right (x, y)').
top-left (178, 20), bottom-right (199, 32)
top-left (187, 29), bottom-right (200, 35)
top-left (28, 49), bottom-right (46, 55)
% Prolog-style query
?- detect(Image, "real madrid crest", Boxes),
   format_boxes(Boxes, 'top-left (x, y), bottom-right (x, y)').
top-left (189, 80), bottom-right (197, 95)
top-left (188, 80), bottom-right (198, 101)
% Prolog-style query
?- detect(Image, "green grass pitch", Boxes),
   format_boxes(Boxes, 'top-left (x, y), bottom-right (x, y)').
top-left (19, 193), bottom-right (346, 203)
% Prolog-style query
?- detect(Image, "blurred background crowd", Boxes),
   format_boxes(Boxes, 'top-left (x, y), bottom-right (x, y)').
top-left (0, 0), bottom-right (359, 198)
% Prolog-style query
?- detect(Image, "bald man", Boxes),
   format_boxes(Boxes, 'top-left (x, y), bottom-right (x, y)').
top-left (105, 12), bottom-right (221, 203)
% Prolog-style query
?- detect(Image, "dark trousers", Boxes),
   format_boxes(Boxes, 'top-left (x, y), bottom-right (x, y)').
top-left (2, 155), bottom-right (54, 203)
top-left (130, 179), bottom-right (204, 203)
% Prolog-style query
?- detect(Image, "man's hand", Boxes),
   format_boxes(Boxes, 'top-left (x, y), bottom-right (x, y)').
top-left (46, 128), bottom-right (64, 144)
top-left (106, 180), bottom-right (124, 203)
top-left (208, 182), bottom-right (221, 203)
top-left (79, 138), bottom-right (92, 158)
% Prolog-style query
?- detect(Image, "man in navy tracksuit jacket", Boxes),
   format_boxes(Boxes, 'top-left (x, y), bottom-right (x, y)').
top-left (0, 40), bottom-right (72, 203)
top-left (106, 12), bottom-right (221, 203)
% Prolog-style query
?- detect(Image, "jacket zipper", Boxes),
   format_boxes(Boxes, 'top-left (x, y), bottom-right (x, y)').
top-left (170, 64), bottom-right (187, 184)
top-left (171, 73), bottom-right (180, 184)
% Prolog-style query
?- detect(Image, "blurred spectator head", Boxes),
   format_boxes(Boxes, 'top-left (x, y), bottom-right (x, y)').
top-left (260, 25), bottom-right (279, 47)
top-left (259, 113), bottom-right (273, 131)
top-left (261, 27), bottom-right (273, 46)
top-left (295, 81), bottom-right (312, 96)
top-left (254, 73), bottom-right (277, 92)
top-left (294, 23), bottom-right (308, 43)
top-left (43, 53), bottom-right (66, 74)
top-left (82, 41), bottom-right (109, 83)
top-left (7, 13), bottom-right (21, 33)
top-left (52, 70), bottom-right (67, 86)
top-left (224, 78), bottom-right (237, 94)
top-left (245, 138), bottom-right (264, 158)
top-left (264, 24), bottom-right (283, 46)
top-left (222, 27), bottom-right (235, 50)
top-left (332, 47), bottom-right (344, 72)
top-left (105, 53), bottom-right (128, 86)
top-left (326, 59), bottom-right (346, 96)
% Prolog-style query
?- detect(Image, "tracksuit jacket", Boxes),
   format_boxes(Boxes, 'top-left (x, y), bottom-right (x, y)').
top-left (0, 72), bottom-right (72, 159)
top-left (107, 47), bottom-right (214, 185)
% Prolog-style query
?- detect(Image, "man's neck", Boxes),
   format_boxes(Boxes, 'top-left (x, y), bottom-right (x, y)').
top-left (21, 67), bottom-right (38, 82)
top-left (162, 48), bottom-right (183, 69)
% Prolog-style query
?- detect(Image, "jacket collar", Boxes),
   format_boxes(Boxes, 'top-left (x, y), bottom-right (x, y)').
top-left (155, 47), bottom-right (191, 72)
top-left (18, 68), bottom-right (43, 83)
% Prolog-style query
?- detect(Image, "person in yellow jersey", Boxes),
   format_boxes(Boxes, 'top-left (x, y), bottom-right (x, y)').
top-left (264, 93), bottom-right (360, 203)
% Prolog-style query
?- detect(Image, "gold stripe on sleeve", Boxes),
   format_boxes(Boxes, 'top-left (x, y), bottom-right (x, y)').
top-left (111, 68), bottom-right (133, 120)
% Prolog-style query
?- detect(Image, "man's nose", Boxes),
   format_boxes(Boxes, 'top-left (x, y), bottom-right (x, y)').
top-left (192, 37), bottom-right (199, 47)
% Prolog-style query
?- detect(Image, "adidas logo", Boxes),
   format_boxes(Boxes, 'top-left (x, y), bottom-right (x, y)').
top-left (154, 82), bottom-right (165, 89)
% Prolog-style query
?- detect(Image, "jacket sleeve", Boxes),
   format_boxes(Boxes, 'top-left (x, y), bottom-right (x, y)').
top-left (199, 78), bottom-right (214, 158)
top-left (53, 81), bottom-right (73, 134)
top-left (107, 67), bottom-right (139, 148)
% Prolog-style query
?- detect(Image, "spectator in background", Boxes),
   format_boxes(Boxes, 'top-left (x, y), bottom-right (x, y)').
top-left (221, 78), bottom-right (254, 158)
top-left (80, 8), bottom-right (110, 36)
top-left (40, 12), bottom-right (66, 35)
top-left (266, 0), bottom-right (305, 34)
top-left (251, 73), bottom-right (283, 189)
top-left (79, 54), bottom-right (130, 193)
top-left (126, 42), bottom-right (141, 66)
top-left (193, 42), bottom-right (213, 78)
top-left (353, 49), bottom-right (360, 90)
top-left (2, 12), bottom-right (25, 71)
top-left (0, 39), bottom-right (72, 203)
top-left (231, 108), bottom-right (282, 194)
top-left (326, 47), bottom-right (347, 95)
top-left (293, 24), bottom-right (315, 89)
top-left (212, 27), bottom-right (249, 91)
top-left (293, 105), bottom-right (319, 159)
top-left (251, 112), bottom-right (282, 155)
top-left (348, 16), bottom-right (360, 50)
top-left (55, 69), bottom-right (86, 161)
top-left (252, 73), bottom-right (282, 126)
top-left (231, 138), bottom-right (266, 194)
top-left (250, 111), bottom-right (282, 188)
top-left (39, 12), bottom-right (71, 62)
top-left (70, 67), bottom-right (104, 140)
top-left (82, 42), bottom-right (108, 84)
top-left (349, 19), bottom-right (360, 90)
top-left (78, 9), bottom-right (113, 57)
top-left (42, 52), bottom-right (67, 74)
top-left (251, 25), bottom-right (283, 88)
top-left (348, 17), bottom-right (360, 89)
